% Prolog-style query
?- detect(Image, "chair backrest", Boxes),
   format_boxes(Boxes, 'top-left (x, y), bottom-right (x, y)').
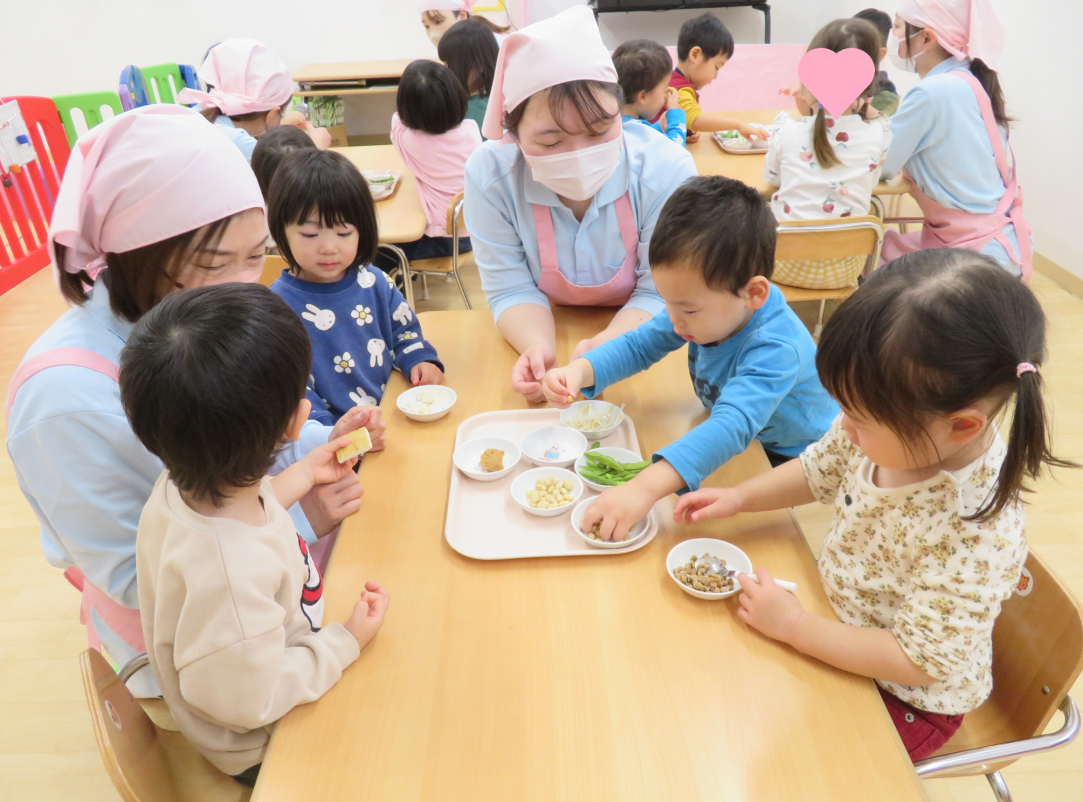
top-left (141, 63), bottom-right (185, 105)
top-left (664, 43), bottom-right (807, 112)
top-left (52, 91), bottom-right (124, 146)
top-left (118, 65), bottom-right (150, 111)
top-left (261, 253), bottom-right (289, 286)
top-left (775, 215), bottom-right (884, 263)
top-left (0, 97), bottom-right (71, 294)
top-left (966, 550), bottom-right (1083, 745)
top-left (446, 190), bottom-right (465, 236)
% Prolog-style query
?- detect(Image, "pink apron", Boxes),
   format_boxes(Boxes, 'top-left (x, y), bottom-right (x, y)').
top-left (882, 71), bottom-right (1033, 281)
top-left (532, 192), bottom-right (640, 306)
top-left (6, 348), bottom-right (146, 653)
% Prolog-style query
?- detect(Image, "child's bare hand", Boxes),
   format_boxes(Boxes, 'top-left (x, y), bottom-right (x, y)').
top-left (686, 130), bottom-right (701, 144)
top-left (410, 362), bottom-right (444, 387)
top-left (736, 569), bottom-right (805, 643)
top-left (511, 345), bottom-right (555, 403)
top-left (305, 437), bottom-right (360, 485)
top-left (737, 122), bottom-right (770, 141)
top-left (580, 482), bottom-right (654, 542)
top-left (664, 86), bottom-right (680, 111)
top-left (541, 365), bottom-right (583, 408)
top-left (305, 124), bottom-right (333, 150)
top-left (331, 406), bottom-right (386, 452)
top-left (344, 580), bottom-right (390, 648)
top-left (673, 488), bottom-right (742, 523)
top-left (280, 110), bottom-right (307, 128)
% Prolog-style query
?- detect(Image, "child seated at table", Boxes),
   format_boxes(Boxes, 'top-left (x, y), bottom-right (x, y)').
top-left (123, 283), bottom-right (389, 787)
top-left (613, 39), bottom-right (688, 148)
top-left (438, 17), bottom-right (500, 136)
top-left (853, 8), bottom-right (902, 116)
top-left (268, 149), bottom-right (444, 425)
top-left (673, 249), bottom-right (1064, 761)
top-left (390, 59), bottom-right (481, 261)
top-left (542, 176), bottom-right (838, 541)
top-left (766, 18), bottom-right (892, 289)
top-left (251, 124), bottom-right (317, 200)
top-left (671, 14), bottom-right (766, 141)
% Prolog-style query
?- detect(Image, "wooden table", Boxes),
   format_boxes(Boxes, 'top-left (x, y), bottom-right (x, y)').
top-left (254, 308), bottom-right (927, 802)
top-left (292, 59), bottom-right (412, 98)
top-left (336, 145), bottom-right (428, 246)
top-left (688, 109), bottom-right (912, 200)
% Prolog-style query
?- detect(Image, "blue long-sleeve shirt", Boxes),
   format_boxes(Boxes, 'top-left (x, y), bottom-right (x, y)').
top-left (270, 265), bottom-right (443, 425)
top-left (622, 109), bottom-right (688, 148)
top-left (581, 288), bottom-right (838, 490)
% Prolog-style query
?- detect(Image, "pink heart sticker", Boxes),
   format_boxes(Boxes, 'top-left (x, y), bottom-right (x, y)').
top-left (797, 48), bottom-right (876, 119)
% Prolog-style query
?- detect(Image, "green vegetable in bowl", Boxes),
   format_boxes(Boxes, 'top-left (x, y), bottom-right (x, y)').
top-left (718, 130), bottom-right (740, 139)
top-left (577, 450), bottom-right (651, 486)
top-left (368, 175), bottom-right (395, 185)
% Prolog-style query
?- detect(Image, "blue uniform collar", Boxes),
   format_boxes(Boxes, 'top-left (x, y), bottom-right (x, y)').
top-left (927, 55), bottom-right (970, 78)
top-left (84, 274), bottom-right (134, 344)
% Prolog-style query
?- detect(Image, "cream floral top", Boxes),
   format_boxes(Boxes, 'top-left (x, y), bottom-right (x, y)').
top-left (800, 416), bottom-right (1027, 715)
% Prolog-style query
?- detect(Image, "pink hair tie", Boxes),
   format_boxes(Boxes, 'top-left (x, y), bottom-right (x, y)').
top-left (1017, 363), bottom-right (1038, 378)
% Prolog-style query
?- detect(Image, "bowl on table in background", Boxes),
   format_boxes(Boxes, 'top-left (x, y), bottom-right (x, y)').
top-left (666, 538), bottom-right (753, 600)
top-left (362, 170), bottom-right (400, 199)
top-left (560, 400), bottom-right (624, 440)
top-left (452, 436), bottom-right (520, 482)
top-left (572, 498), bottom-right (652, 549)
top-left (397, 385), bottom-right (457, 422)
top-left (520, 426), bottom-right (588, 468)
top-left (574, 446), bottom-right (646, 493)
top-left (510, 468), bottom-right (584, 518)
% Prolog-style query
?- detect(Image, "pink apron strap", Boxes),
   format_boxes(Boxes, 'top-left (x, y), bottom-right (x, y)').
top-left (614, 193), bottom-right (638, 255)
top-left (532, 203), bottom-right (562, 278)
top-left (6, 347), bottom-right (120, 419)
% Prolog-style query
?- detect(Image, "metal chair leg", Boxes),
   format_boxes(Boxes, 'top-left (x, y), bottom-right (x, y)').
top-left (450, 233), bottom-right (472, 310)
top-left (813, 299), bottom-right (826, 340)
top-left (382, 244), bottom-right (413, 308)
top-left (986, 771), bottom-right (1013, 802)
top-left (421, 272), bottom-right (429, 301)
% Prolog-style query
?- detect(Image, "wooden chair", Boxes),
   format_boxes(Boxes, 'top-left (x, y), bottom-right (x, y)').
top-left (260, 253), bottom-right (288, 287)
top-left (773, 215), bottom-right (884, 339)
top-left (80, 649), bottom-right (252, 802)
top-left (914, 550), bottom-right (1083, 801)
top-left (400, 190), bottom-right (473, 309)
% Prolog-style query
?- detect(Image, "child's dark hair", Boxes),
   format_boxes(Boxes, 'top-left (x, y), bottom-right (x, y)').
top-left (904, 21), bottom-right (1012, 128)
top-left (268, 149), bottom-right (379, 273)
top-left (120, 283), bottom-right (312, 507)
top-left (806, 19), bottom-right (881, 169)
top-left (438, 18), bottom-right (499, 98)
top-left (649, 176), bottom-right (776, 292)
top-left (817, 249), bottom-right (1074, 522)
top-left (677, 13), bottom-right (734, 62)
top-left (612, 39), bottom-right (673, 102)
top-left (504, 81), bottom-right (623, 138)
top-left (397, 59), bottom-right (469, 135)
top-left (251, 125), bottom-right (317, 199)
top-left (199, 99), bottom-right (291, 126)
top-left (853, 8), bottom-right (892, 46)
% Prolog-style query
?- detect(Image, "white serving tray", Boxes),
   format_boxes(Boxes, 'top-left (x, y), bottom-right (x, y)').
top-left (445, 409), bottom-right (658, 560)
top-left (362, 169), bottom-right (401, 201)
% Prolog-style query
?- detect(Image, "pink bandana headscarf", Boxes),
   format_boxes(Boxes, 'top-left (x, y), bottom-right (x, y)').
top-left (418, 0), bottom-right (476, 12)
top-left (177, 38), bottom-right (294, 116)
top-left (897, 0), bottom-right (1007, 70)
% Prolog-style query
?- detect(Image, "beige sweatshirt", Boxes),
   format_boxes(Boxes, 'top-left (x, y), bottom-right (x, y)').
top-left (136, 473), bottom-right (360, 775)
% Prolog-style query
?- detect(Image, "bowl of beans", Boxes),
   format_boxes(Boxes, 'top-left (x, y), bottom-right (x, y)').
top-left (666, 538), bottom-right (753, 600)
top-left (571, 499), bottom-right (652, 549)
top-left (510, 468), bottom-right (584, 518)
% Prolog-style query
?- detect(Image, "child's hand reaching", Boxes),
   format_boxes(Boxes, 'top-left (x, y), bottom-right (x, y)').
top-left (304, 123), bottom-right (333, 150)
top-left (331, 406), bottom-right (387, 453)
top-left (541, 363), bottom-right (587, 408)
top-left (410, 362), bottom-right (444, 387)
top-left (736, 122), bottom-right (770, 142)
top-left (664, 86), bottom-right (680, 112)
top-left (580, 483), bottom-right (655, 543)
top-left (673, 487), bottom-right (742, 523)
top-left (303, 436), bottom-right (361, 486)
top-left (344, 580), bottom-right (390, 649)
top-left (736, 569), bottom-right (805, 644)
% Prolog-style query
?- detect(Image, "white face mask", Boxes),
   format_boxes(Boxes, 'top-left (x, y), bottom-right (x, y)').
top-left (523, 135), bottom-right (624, 201)
top-left (427, 29), bottom-right (443, 46)
top-left (887, 31), bottom-right (926, 74)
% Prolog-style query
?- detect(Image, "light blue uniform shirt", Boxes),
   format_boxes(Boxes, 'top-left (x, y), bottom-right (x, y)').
top-left (463, 122), bottom-right (698, 321)
top-left (581, 288), bottom-right (838, 491)
top-left (882, 57), bottom-right (1023, 275)
top-left (6, 277), bottom-right (330, 610)
top-left (215, 116), bottom-right (258, 162)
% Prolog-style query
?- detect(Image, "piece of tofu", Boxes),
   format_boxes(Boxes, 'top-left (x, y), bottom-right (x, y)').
top-left (336, 427), bottom-right (373, 463)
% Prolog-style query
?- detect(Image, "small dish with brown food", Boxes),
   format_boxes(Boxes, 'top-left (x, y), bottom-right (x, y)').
top-left (453, 437), bottom-right (520, 482)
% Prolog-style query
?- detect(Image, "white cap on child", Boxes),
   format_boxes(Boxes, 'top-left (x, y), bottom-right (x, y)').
top-left (897, 0), bottom-right (1007, 71)
top-left (49, 105), bottom-right (264, 276)
top-left (418, 0), bottom-right (475, 11)
top-left (481, 5), bottom-right (618, 141)
top-left (177, 38), bottom-right (295, 116)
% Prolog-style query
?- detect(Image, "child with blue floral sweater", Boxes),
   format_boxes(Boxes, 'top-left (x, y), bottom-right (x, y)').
top-left (268, 149), bottom-right (444, 425)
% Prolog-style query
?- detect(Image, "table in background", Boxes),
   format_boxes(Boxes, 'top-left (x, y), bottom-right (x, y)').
top-left (253, 308), bottom-right (927, 802)
top-left (335, 145), bottom-right (427, 246)
top-left (292, 59), bottom-right (412, 99)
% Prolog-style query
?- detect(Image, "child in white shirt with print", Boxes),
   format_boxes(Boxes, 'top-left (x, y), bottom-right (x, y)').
top-left (674, 249), bottom-right (1073, 762)
top-left (766, 18), bottom-right (892, 289)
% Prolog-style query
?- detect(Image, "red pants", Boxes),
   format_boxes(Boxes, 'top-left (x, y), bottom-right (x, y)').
top-left (878, 686), bottom-right (964, 762)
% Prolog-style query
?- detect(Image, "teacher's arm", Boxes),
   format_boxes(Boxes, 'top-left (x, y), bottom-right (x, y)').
top-left (880, 86), bottom-right (933, 179)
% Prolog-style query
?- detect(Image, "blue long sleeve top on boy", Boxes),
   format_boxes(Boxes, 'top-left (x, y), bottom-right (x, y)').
top-left (581, 287), bottom-right (838, 490)
top-left (622, 109), bottom-right (688, 148)
top-left (271, 265), bottom-right (443, 425)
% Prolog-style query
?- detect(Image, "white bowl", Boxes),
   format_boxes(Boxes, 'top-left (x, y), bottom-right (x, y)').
top-left (560, 400), bottom-right (624, 440)
top-left (520, 426), bottom-right (588, 468)
top-left (396, 385), bottom-right (457, 422)
top-left (571, 498), bottom-right (651, 549)
top-left (510, 468), bottom-right (584, 518)
top-left (363, 170), bottom-right (399, 198)
top-left (574, 446), bottom-right (644, 492)
top-left (453, 437), bottom-right (520, 482)
top-left (666, 538), bottom-right (753, 600)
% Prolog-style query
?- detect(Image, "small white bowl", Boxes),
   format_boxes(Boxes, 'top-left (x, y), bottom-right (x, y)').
top-left (666, 538), bottom-right (753, 600)
top-left (520, 426), bottom-right (588, 468)
top-left (453, 437), bottom-right (520, 482)
top-left (571, 498), bottom-right (651, 549)
top-left (574, 446), bottom-right (644, 492)
top-left (510, 468), bottom-right (583, 518)
top-left (560, 400), bottom-right (624, 440)
top-left (396, 385), bottom-right (457, 422)
top-left (363, 170), bottom-right (399, 198)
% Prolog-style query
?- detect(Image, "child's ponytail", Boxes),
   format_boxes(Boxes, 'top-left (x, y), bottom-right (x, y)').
top-left (812, 106), bottom-right (841, 169)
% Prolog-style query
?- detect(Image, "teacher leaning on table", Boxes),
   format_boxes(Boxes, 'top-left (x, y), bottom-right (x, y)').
top-left (4, 106), bottom-right (382, 695)
top-left (464, 6), bottom-right (698, 402)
